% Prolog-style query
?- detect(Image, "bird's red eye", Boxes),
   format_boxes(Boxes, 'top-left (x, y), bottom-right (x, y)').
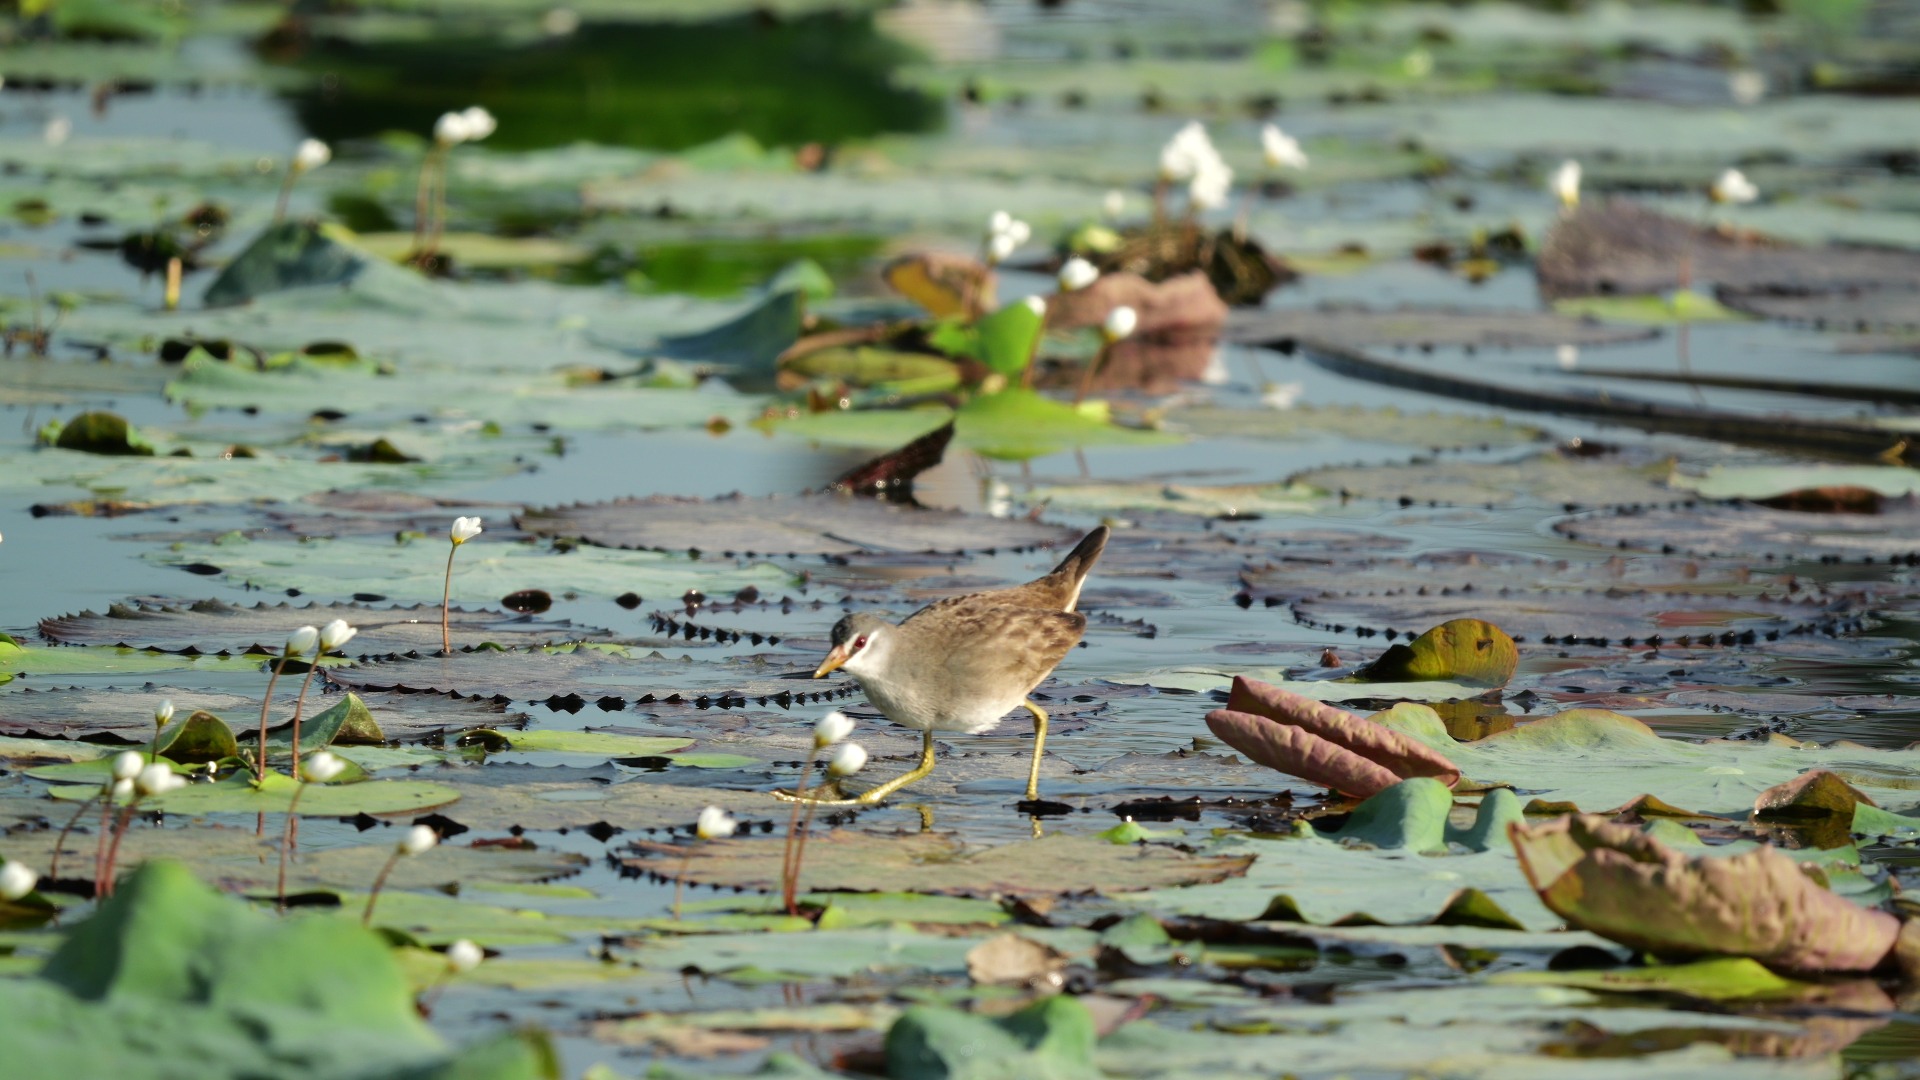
top-left (853, 635), bottom-right (868, 650)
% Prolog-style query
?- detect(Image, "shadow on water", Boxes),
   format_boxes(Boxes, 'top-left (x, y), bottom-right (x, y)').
top-left (281, 13), bottom-right (945, 152)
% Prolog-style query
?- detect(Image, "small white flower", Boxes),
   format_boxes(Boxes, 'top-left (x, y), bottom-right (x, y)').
top-left (44, 116), bottom-right (71, 147)
top-left (827, 742), bottom-right (868, 778)
top-left (1729, 70), bottom-right (1766, 106)
top-left (111, 751), bottom-right (144, 782)
top-left (0, 861), bottom-right (37, 902)
top-left (1710, 168), bottom-right (1758, 205)
top-left (293, 138), bottom-right (331, 172)
top-left (1158, 120), bottom-right (1216, 181)
top-left (398, 824), bottom-right (439, 856)
top-left (450, 516), bottom-right (484, 545)
top-left (1006, 220), bottom-right (1032, 246)
top-left (1021, 295), bottom-right (1048, 318)
top-left (446, 938), bottom-right (484, 973)
top-left (286, 625), bottom-right (320, 658)
top-left (154, 700), bottom-right (175, 727)
top-left (1557, 344), bottom-right (1580, 371)
top-left (434, 111), bottom-right (472, 146)
top-left (695, 805), bottom-right (737, 840)
top-left (111, 778), bottom-right (135, 801)
top-left (1102, 189), bottom-right (1126, 220)
top-left (1550, 159), bottom-right (1581, 210)
top-left (304, 751), bottom-right (346, 783)
top-left (136, 762), bottom-right (184, 797)
top-left (1103, 305), bottom-right (1139, 341)
top-left (1261, 381), bottom-right (1305, 409)
top-left (1058, 257), bottom-right (1099, 291)
top-left (460, 106), bottom-right (497, 142)
top-left (813, 711), bottom-right (854, 749)
top-left (319, 619), bottom-right (357, 651)
top-left (1260, 124), bottom-right (1309, 170)
top-left (986, 231), bottom-right (1018, 264)
top-left (1188, 159), bottom-right (1233, 211)
top-left (989, 210), bottom-right (1012, 235)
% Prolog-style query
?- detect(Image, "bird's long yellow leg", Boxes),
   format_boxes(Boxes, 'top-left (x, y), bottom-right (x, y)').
top-left (772, 730), bottom-right (937, 806)
top-left (1023, 700), bottom-right (1048, 801)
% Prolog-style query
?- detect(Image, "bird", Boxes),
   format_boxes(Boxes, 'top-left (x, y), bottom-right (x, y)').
top-left (784, 525), bottom-right (1110, 806)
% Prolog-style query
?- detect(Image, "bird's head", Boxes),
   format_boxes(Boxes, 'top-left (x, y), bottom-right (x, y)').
top-left (814, 613), bottom-right (892, 678)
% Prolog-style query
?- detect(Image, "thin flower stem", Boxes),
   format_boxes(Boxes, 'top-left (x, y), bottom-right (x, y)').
top-left (363, 850), bottom-right (403, 927)
top-left (255, 656), bottom-right (291, 781)
top-left (1074, 341), bottom-right (1114, 406)
top-left (273, 167), bottom-right (298, 223)
top-left (441, 544), bottom-right (459, 654)
top-left (411, 147), bottom-right (443, 255)
top-left (779, 750), bottom-right (820, 915)
top-left (276, 781), bottom-right (311, 913)
top-left (49, 787), bottom-right (101, 881)
top-left (100, 803), bottom-right (137, 899)
top-left (91, 791), bottom-right (117, 895)
top-left (791, 799), bottom-right (824, 915)
top-left (288, 651), bottom-right (325, 776)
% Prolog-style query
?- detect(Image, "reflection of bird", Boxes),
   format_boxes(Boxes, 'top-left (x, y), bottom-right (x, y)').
top-left (789, 526), bottom-right (1111, 806)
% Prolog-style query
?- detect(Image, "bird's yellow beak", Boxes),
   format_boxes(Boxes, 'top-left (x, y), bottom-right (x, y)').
top-left (812, 645), bottom-right (850, 679)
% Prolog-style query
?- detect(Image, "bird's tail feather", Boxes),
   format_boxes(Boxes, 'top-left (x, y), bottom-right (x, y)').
top-left (1045, 526), bottom-right (1110, 609)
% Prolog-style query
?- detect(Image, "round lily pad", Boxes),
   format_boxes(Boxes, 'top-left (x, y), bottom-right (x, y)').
top-left (37, 599), bottom-right (610, 657)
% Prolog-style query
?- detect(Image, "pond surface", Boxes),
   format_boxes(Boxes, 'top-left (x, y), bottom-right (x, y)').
top-left (1, 1), bottom-right (1919, 1077)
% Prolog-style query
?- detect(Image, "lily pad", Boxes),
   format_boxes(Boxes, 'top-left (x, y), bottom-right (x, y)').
top-left (143, 534), bottom-right (796, 606)
top-left (519, 491), bottom-right (1075, 557)
top-left (1160, 404), bottom-right (1548, 451)
top-left (327, 646), bottom-right (851, 709)
top-left (1224, 306), bottom-right (1658, 350)
top-left (1241, 550), bottom-right (1866, 646)
top-left (1556, 502), bottom-right (1920, 562)
top-left (38, 599), bottom-right (609, 657)
top-left (626, 831), bottom-right (1254, 898)
top-left (48, 771), bottom-right (460, 817)
top-left (1292, 451), bottom-right (1680, 510)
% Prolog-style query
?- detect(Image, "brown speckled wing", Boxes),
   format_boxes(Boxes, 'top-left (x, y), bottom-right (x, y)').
top-left (917, 602), bottom-right (1086, 697)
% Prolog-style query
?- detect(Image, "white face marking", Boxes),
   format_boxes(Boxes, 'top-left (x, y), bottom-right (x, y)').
top-left (841, 627), bottom-right (886, 677)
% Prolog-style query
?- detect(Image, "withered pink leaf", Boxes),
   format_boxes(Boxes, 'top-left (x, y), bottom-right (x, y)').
top-left (1510, 815), bottom-right (1900, 974)
top-left (1226, 677), bottom-right (1462, 787)
top-left (1204, 708), bottom-right (1404, 798)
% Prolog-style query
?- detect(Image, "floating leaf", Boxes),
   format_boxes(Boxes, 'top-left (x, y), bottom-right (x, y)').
top-left (461, 728), bottom-right (694, 758)
top-left (1224, 305), bottom-right (1656, 350)
top-left (1509, 814), bottom-right (1901, 973)
top-left (627, 831), bottom-right (1253, 898)
top-left (45, 411), bottom-right (155, 457)
top-left (1351, 619), bottom-right (1517, 687)
top-left (203, 220), bottom-right (434, 308)
top-left (519, 491), bottom-right (1075, 557)
top-left (328, 646), bottom-right (852, 710)
top-left (1557, 502), bottom-right (1920, 562)
top-left (39, 599), bottom-right (608, 657)
top-left (49, 771), bottom-right (459, 817)
top-left (887, 996), bottom-right (1099, 1080)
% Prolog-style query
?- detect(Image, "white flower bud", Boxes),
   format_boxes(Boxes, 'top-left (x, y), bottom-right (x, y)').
top-left (112, 751), bottom-right (144, 781)
top-left (446, 938), bottom-right (484, 973)
top-left (695, 806), bottom-right (737, 840)
top-left (136, 762), bottom-right (184, 797)
top-left (1102, 189), bottom-right (1125, 220)
top-left (450, 516), bottom-right (484, 544)
top-left (154, 700), bottom-right (175, 726)
top-left (1261, 123), bottom-right (1308, 170)
top-left (986, 232), bottom-right (1017, 264)
top-left (319, 619), bottom-right (357, 651)
top-left (398, 824), bottom-right (439, 856)
top-left (1021, 295), bottom-right (1047, 318)
top-left (286, 626), bottom-right (320, 657)
top-left (1550, 160), bottom-right (1581, 210)
top-left (1057, 257), bottom-right (1099, 291)
top-left (434, 111), bottom-right (472, 146)
top-left (111, 778), bottom-right (135, 802)
top-left (293, 138), bottom-right (331, 172)
top-left (989, 210), bottom-right (1012, 235)
top-left (0, 861), bottom-right (37, 902)
top-left (1710, 168), bottom-right (1758, 205)
top-left (304, 751), bottom-right (346, 783)
top-left (1188, 159), bottom-right (1233, 211)
top-left (1102, 305), bottom-right (1139, 341)
top-left (813, 711), bottom-right (854, 749)
top-left (827, 742), bottom-right (868, 778)
top-left (460, 106), bottom-right (497, 142)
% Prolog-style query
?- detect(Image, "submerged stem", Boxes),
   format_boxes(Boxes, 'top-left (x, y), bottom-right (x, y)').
top-left (276, 781), bottom-right (311, 913)
top-left (780, 750), bottom-right (820, 916)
